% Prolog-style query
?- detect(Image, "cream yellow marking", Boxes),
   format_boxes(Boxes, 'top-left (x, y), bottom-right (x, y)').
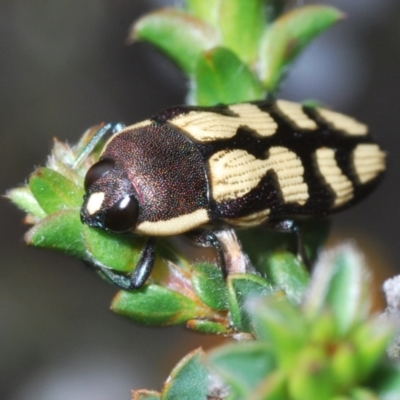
top-left (276, 100), bottom-right (318, 130)
top-left (168, 104), bottom-right (278, 141)
top-left (209, 147), bottom-right (309, 205)
top-left (86, 192), bottom-right (105, 215)
top-left (352, 144), bottom-right (386, 183)
top-left (100, 119), bottom-right (153, 156)
top-left (224, 208), bottom-right (271, 227)
top-left (317, 108), bottom-right (368, 135)
top-left (315, 148), bottom-right (353, 207)
top-left (136, 208), bottom-right (209, 236)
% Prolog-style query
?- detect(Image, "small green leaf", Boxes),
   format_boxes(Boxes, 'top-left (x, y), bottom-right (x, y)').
top-left (194, 47), bottom-right (264, 106)
top-left (349, 388), bottom-right (380, 400)
top-left (218, 0), bottom-right (266, 64)
top-left (162, 348), bottom-right (208, 400)
top-left (371, 364), bottom-right (400, 398)
top-left (208, 341), bottom-right (274, 397)
top-left (330, 341), bottom-right (359, 392)
top-left (186, 0), bottom-right (220, 26)
top-left (352, 319), bottom-right (394, 381)
top-left (132, 390), bottom-right (161, 400)
top-left (247, 296), bottom-right (306, 369)
top-left (191, 262), bottom-right (228, 311)
top-left (186, 319), bottom-right (230, 335)
top-left (227, 273), bottom-right (271, 332)
top-left (130, 9), bottom-right (218, 74)
top-left (6, 186), bottom-right (46, 219)
top-left (250, 370), bottom-right (288, 400)
top-left (266, 252), bottom-right (309, 304)
top-left (29, 167), bottom-right (84, 214)
top-left (82, 225), bottom-right (144, 273)
top-left (259, 5), bottom-right (343, 93)
top-left (25, 209), bottom-right (86, 258)
top-left (111, 284), bottom-right (210, 326)
top-left (305, 244), bottom-right (370, 334)
top-left (288, 345), bottom-right (334, 400)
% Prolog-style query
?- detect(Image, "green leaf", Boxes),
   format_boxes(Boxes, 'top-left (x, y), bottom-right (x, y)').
top-left (186, 0), bottom-right (220, 26)
top-left (351, 319), bottom-right (394, 381)
top-left (82, 225), bottom-right (144, 273)
top-left (304, 244), bottom-right (371, 334)
top-left (194, 47), bottom-right (264, 106)
top-left (25, 209), bottom-right (86, 259)
top-left (6, 186), bottom-right (46, 219)
top-left (247, 296), bottom-right (306, 369)
top-left (191, 262), bottom-right (227, 311)
top-left (258, 5), bottom-right (343, 93)
top-left (29, 167), bottom-right (84, 214)
top-left (371, 364), bottom-right (400, 398)
top-left (349, 388), bottom-right (380, 400)
top-left (111, 284), bottom-right (210, 326)
top-left (250, 370), bottom-right (288, 400)
top-left (227, 273), bottom-right (271, 332)
top-left (218, 0), bottom-right (266, 64)
top-left (162, 348), bottom-right (208, 400)
top-left (130, 8), bottom-right (218, 74)
top-left (132, 390), bottom-right (161, 400)
top-left (186, 319), bottom-right (230, 335)
top-left (266, 252), bottom-right (309, 304)
top-left (330, 341), bottom-right (359, 391)
top-left (288, 345), bottom-right (334, 400)
top-left (208, 341), bottom-right (274, 397)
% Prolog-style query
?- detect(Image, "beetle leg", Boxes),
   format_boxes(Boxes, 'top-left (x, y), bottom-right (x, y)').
top-left (90, 237), bottom-right (156, 290)
top-left (187, 228), bottom-right (253, 277)
top-left (266, 220), bottom-right (310, 268)
top-left (187, 230), bottom-right (227, 278)
top-left (72, 122), bottom-right (126, 169)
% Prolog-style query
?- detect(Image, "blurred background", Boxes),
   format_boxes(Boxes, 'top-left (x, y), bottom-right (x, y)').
top-left (1, 0), bottom-right (399, 398)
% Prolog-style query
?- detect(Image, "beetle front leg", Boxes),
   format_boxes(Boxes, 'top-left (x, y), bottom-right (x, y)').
top-left (91, 237), bottom-right (156, 290)
top-left (187, 230), bottom-right (227, 278)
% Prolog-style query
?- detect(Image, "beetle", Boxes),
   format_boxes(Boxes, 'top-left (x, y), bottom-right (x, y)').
top-left (77, 99), bottom-right (386, 289)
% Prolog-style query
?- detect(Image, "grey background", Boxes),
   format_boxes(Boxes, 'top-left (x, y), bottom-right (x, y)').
top-left (1, 1), bottom-right (399, 399)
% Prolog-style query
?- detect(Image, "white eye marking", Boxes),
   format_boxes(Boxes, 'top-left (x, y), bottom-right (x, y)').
top-left (119, 195), bottom-right (131, 209)
top-left (86, 192), bottom-right (105, 215)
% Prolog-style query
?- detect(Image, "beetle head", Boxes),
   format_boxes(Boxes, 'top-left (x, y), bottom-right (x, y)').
top-left (80, 157), bottom-right (139, 233)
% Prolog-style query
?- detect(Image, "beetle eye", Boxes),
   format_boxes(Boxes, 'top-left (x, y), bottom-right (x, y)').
top-left (84, 158), bottom-right (116, 191)
top-left (103, 195), bottom-right (138, 233)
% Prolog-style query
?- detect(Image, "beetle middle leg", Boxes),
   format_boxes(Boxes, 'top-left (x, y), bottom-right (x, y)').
top-left (89, 237), bottom-right (156, 290)
top-left (187, 228), bottom-right (252, 277)
top-left (265, 219), bottom-right (310, 268)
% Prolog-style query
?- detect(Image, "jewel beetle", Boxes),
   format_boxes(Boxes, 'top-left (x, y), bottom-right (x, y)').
top-left (78, 99), bottom-right (386, 289)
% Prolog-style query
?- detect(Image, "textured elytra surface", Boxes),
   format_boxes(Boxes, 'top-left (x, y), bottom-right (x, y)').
top-left (168, 103), bottom-right (278, 141)
top-left (159, 100), bottom-right (385, 224)
top-left (83, 100), bottom-right (386, 235)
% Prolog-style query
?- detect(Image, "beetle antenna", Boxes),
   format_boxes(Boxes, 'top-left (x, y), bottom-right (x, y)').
top-left (72, 122), bottom-right (125, 169)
